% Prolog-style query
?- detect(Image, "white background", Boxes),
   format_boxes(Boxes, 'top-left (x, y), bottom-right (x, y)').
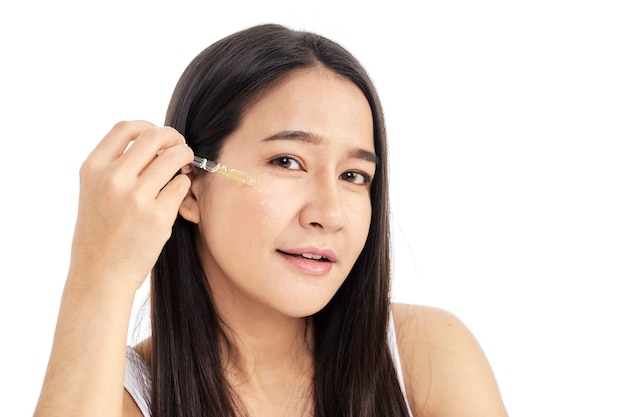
top-left (1, 1), bottom-right (624, 416)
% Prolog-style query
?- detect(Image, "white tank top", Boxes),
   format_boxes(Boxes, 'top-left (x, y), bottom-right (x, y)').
top-left (125, 314), bottom-right (414, 416)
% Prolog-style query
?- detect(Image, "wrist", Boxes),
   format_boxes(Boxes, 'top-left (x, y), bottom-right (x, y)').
top-left (63, 266), bottom-right (143, 307)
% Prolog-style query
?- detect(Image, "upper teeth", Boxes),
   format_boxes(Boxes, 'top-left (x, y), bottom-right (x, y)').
top-left (301, 253), bottom-right (323, 260)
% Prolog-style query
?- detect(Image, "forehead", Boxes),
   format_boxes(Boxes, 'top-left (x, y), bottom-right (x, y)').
top-left (233, 67), bottom-right (375, 152)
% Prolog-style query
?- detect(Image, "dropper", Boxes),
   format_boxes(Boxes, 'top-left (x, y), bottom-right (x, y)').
top-left (191, 156), bottom-right (256, 186)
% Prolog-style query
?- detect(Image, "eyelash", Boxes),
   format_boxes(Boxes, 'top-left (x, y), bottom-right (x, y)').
top-left (268, 156), bottom-right (372, 186)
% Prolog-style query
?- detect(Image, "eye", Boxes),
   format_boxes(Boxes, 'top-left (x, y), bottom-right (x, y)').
top-left (269, 156), bottom-right (302, 170)
top-left (340, 171), bottom-right (372, 186)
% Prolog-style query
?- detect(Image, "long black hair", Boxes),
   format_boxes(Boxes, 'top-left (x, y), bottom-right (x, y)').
top-left (151, 23), bottom-right (411, 417)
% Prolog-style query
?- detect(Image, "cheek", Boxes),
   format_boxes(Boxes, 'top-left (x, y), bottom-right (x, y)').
top-left (354, 205), bottom-right (372, 244)
top-left (252, 178), bottom-right (295, 226)
top-left (201, 177), bottom-right (295, 243)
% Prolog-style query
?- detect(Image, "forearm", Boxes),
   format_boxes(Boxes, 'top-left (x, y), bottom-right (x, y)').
top-left (34, 121), bottom-right (192, 417)
top-left (33, 272), bottom-right (137, 417)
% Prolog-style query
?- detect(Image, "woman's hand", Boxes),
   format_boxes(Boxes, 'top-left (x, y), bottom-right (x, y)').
top-left (69, 120), bottom-right (193, 291)
top-left (34, 120), bottom-right (193, 417)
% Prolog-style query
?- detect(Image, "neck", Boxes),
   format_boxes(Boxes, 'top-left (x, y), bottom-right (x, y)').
top-left (211, 285), bottom-right (315, 387)
top-left (224, 310), bottom-right (313, 379)
top-left (214, 295), bottom-right (315, 416)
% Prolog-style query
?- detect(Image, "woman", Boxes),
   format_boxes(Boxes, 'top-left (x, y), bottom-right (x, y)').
top-left (34, 24), bottom-right (508, 417)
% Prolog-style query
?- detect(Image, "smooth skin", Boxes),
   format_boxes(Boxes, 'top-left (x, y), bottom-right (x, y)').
top-left (34, 122), bottom-right (193, 417)
top-left (34, 68), bottom-right (508, 417)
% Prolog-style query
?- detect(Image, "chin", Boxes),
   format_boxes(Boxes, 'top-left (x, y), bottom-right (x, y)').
top-left (279, 294), bottom-right (336, 318)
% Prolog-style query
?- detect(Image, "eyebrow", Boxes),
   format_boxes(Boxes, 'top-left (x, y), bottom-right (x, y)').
top-left (261, 130), bottom-right (379, 164)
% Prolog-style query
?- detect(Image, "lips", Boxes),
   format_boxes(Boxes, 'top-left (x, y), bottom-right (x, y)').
top-left (277, 248), bottom-right (337, 262)
top-left (277, 247), bottom-right (337, 275)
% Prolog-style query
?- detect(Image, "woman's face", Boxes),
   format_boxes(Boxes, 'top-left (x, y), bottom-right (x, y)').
top-left (181, 67), bottom-right (376, 318)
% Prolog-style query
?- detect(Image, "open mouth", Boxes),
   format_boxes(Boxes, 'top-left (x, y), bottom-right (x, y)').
top-left (276, 249), bottom-right (336, 275)
top-left (277, 250), bottom-right (331, 262)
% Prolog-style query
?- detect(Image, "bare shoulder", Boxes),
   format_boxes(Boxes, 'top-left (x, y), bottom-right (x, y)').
top-left (391, 303), bottom-right (508, 417)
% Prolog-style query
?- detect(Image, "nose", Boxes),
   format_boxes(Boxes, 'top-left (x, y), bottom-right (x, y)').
top-left (299, 177), bottom-right (346, 232)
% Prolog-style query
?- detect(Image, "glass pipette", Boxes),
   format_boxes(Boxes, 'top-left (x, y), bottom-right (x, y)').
top-left (191, 156), bottom-right (256, 186)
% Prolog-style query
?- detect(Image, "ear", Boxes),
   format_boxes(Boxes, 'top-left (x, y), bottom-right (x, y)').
top-left (178, 165), bottom-right (201, 224)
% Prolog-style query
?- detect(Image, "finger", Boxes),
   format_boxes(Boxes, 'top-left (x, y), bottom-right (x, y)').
top-left (156, 173), bottom-right (192, 220)
top-left (137, 143), bottom-right (194, 197)
top-left (119, 126), bottom-right (186, 177)
top-left (90, 120), bottom-right (157, 163)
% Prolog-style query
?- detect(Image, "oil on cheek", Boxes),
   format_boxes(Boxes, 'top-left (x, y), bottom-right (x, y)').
top-left (255, 179), bottom-right (272, 225)
top-left (252, 177), bottom-right (291, 227)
